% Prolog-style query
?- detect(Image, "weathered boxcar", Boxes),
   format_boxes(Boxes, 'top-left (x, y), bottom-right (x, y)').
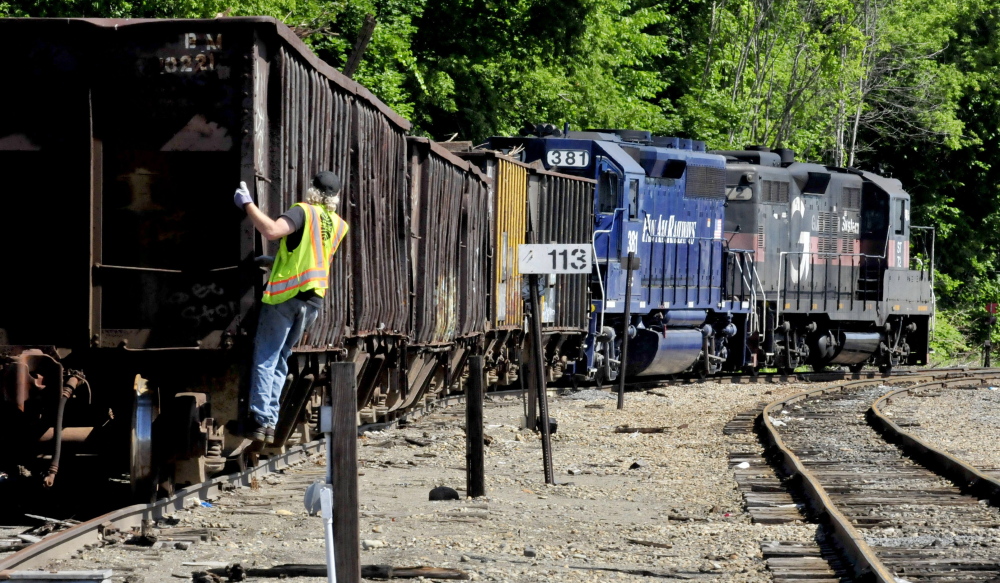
top-left (0, 17), bottom-right (413, 499)
top-left (456, 150), bottom-right (595, 385)
top-left (354, 138), bottom-right (491, 424)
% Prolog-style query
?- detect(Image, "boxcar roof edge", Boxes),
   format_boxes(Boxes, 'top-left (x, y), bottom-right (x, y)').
top-left (0, 16), bottom-right (412, 131)
top-left (457, 150), bottom-right (596, 184)
top-left (408, 137), bottom-right (491, 184)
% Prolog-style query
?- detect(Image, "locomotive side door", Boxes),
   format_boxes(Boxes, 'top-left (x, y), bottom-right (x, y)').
top-left (888, 196), bottom-right (909, 270)
top-left (594, 157), bottom-right (624, 261)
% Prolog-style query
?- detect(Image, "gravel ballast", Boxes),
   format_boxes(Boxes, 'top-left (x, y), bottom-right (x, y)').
top-left (36, 382), bottom-right (816, 582)
top-left (882, 384), bottom-right (1000, 472)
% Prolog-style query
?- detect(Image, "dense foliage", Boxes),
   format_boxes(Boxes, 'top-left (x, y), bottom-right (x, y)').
top-left (3, 0), bottom-right (998, 361)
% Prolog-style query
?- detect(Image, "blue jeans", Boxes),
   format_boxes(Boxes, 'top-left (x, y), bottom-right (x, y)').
top-left (249, 298), bottom-right (319, 427)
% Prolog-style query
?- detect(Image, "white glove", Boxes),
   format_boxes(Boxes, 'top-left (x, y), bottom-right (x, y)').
top-left (234, 181), bottom-right (253, 209)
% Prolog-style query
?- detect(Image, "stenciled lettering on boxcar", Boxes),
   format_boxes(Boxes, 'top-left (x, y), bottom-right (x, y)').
top-left (159, 33), bottom-right (223, 74)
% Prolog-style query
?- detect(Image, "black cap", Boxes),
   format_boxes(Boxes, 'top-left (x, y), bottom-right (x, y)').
top-left (313, 171), bottom-right (341, 195)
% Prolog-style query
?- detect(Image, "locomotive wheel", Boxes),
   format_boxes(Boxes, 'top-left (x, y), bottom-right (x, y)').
top-left (849, 363), bottom-right (865, 374)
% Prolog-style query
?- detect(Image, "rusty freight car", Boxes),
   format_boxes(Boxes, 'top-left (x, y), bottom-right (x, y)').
top-left (457, 151), bottom-right (595, 386)
top-left (0, 17), bottom-right (601, 507)
top-left (0, 16), bottom-right (416, 503)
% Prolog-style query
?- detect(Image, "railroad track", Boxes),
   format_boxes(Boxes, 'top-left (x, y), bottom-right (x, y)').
top-left (760, 368), bottom-right (1000, 582)
top-left (0, 440), bottom-right (325, 574)
top-left (2, 366), bottom-right (991, 579)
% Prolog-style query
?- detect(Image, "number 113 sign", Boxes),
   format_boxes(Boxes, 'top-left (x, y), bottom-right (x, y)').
top-left (518, 244), bottom-right (592, 274)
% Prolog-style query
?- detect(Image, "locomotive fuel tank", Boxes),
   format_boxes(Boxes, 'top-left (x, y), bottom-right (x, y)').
top-left (625, 329), bottom-right (704, 376)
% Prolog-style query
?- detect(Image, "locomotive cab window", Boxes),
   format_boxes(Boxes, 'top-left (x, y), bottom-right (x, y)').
top-left (597, 170), bottom-right (620, 214)
top-left (861, 190), bottom-right (888, 235)
top-left (628, 179), bottom-right (639, 219)
top-left (895, 199), bottom-right (906, 234)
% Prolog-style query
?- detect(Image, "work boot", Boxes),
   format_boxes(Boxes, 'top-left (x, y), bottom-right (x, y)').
top-left (243, 420), bottom-right (266, 442)
top-left (264, 427), bottom-right (275, 445)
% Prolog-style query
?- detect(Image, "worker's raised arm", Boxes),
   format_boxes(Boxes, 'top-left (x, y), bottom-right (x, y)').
top-left (234, 181), bottom-right (295, 241)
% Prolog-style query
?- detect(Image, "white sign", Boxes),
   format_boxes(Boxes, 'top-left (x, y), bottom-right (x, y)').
top-left (545, 149), bottom-right (590, 168)
top-left (518, 244), bottom-right (591, 274)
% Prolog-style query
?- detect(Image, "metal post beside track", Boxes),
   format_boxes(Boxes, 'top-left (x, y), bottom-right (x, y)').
top-left (528, 272), bottom-right (555, 485)
top-left (518, 241), bottom-right (592, 485)
top-left (466, 355), bottom-right (486, 497)
top-left (618, 252), bottom-right (637, 410)
top-left (323, 363), bottom-right (360, 583)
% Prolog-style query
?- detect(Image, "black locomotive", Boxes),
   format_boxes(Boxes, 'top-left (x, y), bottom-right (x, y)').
top-left (720, 147), bottom-right (933, 372)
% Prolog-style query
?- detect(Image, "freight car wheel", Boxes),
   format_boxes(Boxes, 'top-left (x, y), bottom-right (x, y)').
top-left (849, 363), bottom-right (865, 374)
top-left (130, 376), bottom-right (156, 502)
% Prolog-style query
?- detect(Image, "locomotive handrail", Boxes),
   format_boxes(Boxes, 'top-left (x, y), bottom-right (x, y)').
top-left (593, 208), bottom-right (624, 333)
top-left (909, 225), bottom-right (937, 339)
top-left (725, 249), bottom-right (761, 336)
top-left (775, 250), bottom-right (886, 326)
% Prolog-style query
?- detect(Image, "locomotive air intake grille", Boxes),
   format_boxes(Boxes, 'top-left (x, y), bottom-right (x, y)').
top-left (685, 165), bottom-right (726, 197)
top-left (761, 180), bottom-right (790, 203)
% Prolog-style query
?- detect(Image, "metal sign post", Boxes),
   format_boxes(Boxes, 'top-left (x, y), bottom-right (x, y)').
top-left (987, 304), bottom-right (998, 367)
top-left (308, 364), bottom-right (360, 583)
top-left (617, 252), bottom-right (638, 409)
top-left (528, 272), bottom-right (555, 485)
top-left (519, 243), bottom-right (591, 484)
top-left (466, 355), bottom-right (486, 497)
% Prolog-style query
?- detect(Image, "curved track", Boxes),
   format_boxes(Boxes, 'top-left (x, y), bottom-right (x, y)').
top-left (761, 370), bottom-right (1000, 582)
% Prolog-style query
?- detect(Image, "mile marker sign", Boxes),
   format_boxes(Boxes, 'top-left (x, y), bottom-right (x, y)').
top-left (518, 243), bottom-right (591, 274)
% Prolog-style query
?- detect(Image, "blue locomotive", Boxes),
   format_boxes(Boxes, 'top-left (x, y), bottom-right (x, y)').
top-left (491, 128), bottom-right (754, 382)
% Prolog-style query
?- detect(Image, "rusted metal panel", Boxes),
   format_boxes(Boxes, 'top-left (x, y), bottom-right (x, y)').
top-left (535, 170), bottom-right (593, 331)
top-left (455, 152), bottom-right (528, 330)
top-left (348, 103), bottom-right (409, 341)
top-left (0, 17), bottom-right (410, 351)
top-left (493, 160), bottom-right (528, 328)
top-left (407, 138), bottom-right (491, 344)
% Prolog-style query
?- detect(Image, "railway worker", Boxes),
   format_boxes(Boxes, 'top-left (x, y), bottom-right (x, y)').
top-left (233, 172), bottom-right (349, 444)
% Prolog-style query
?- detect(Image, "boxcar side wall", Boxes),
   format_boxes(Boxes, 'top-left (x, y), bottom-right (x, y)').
top-left (0, 18), bottom-right (411, 353)
top-left (407, 138), bottom-right (491, 345)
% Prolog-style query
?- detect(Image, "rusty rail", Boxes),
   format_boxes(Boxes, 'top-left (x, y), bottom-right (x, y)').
top-left (870, 375), bottom-right (1000, 505)
top-left (0, 440), bottom-right (326, 574)
top-left (758, 369), bottom-right (1000, 582)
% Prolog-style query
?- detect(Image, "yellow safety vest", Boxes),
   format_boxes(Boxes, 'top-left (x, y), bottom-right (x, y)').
top-left (262, 203), bottom-right (349, 305)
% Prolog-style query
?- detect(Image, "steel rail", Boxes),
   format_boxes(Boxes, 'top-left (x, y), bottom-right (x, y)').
top-left (3, 367), bottom-right (990, 578)
top-left (0, 440), bottom-right (326, 576)
top-left (758, 369), bottom-right (1000, 582)
top-left (870, 376), bottom-right (1000, 505)
top-left (638, 365), bottom-right (984, 388)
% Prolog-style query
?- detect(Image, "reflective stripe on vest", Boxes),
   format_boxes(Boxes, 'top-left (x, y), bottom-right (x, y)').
top-left (262, 203), bottom-right (344, 305)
